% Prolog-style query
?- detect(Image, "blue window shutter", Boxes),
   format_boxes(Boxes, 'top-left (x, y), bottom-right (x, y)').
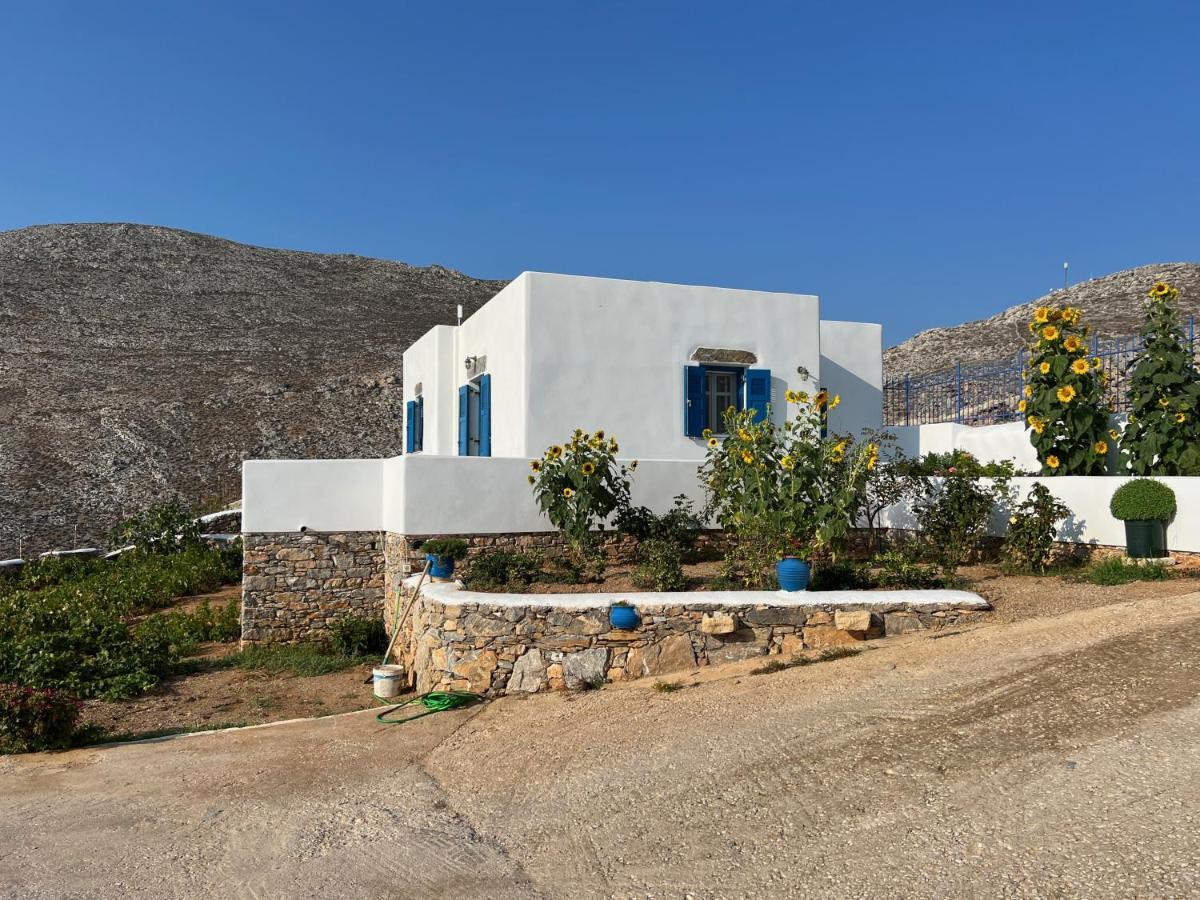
top-left (478, 374), bottom-right (492, 457)
top-left (415, 396), bottom-right (424, 451)
top-left (457, 385), bottom-right (469, 456)
top-left (746, 369), bottom-right (771, 423)
top-left (684, 366), bottom-right (705, 437)
top-left (405, 400), bottom-right (416, 453)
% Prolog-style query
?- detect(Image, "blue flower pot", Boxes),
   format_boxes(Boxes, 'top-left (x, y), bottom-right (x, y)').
top-left (776, 557), bottom-right (810, 592)
top-left (609, 604), bottom-right (641, 630)
top-left (426, 553), bottom-right (456, 579)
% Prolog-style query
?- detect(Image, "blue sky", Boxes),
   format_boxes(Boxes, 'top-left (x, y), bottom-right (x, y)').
top-left (1, 2), bottom-right (1197, 344)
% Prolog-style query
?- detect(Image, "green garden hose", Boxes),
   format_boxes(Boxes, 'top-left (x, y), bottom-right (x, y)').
top-left (374, 690), bottom-right (482, 725)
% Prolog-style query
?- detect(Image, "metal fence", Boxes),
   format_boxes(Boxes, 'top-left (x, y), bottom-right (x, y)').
top-left (884, 317), bottom-right (1197, 427)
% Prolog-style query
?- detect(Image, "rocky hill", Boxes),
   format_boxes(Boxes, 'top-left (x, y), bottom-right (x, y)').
top-left (885, 263), bottom-right (1200, 377)
top-left (0, 223), bottom-right (507, 558)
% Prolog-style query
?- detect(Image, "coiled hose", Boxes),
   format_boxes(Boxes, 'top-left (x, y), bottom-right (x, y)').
top-left (374, 690), bottom-right (482, 725)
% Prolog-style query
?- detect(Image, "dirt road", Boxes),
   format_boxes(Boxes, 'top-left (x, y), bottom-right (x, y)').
top-left (3, 592), bottom-right (1198, 898)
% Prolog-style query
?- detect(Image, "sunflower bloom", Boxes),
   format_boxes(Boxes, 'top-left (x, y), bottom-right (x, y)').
top-left (707, 437), bottom-right (719, 448)
top-left (702, 428), bottom-right (713, 439)
top-left (527, 475), bottom-right (535, 484)
top-left (629, 460), bottom-right (638, 470)
top-left (1039, 362), bottom-right (1051, 375)
top-left (1109, 428), bottom-right (1120, 440)
top-left (1176, 413), bottom-right (1187, 424)
top-left (549, 445), bottom-right (563, 458)
top-left (581, 462), bottom-right (596, 476)
top-left (530, 460), bottom-right (542, 472)
top-left (1159, 397), bottom-right (1170, 408)
top-left (785, 389), bottom-right (801, 404)
top-left (1042, 325), bottom-right (1060, 341)
top-left (814, 390), bottom-right (828, 408)
top-left (1046, 454), bottom-right (1060, 469)
top-left (829, 394), bottom-right (841, 409)
top-left (741, 451), bottom-right (753, 464)
top-left (562, 487), bottom-right (574, 498)
top-left (1023, 384), bottom-right (1033, 398)
top-left (1092, 357), bottom-right (1102, 369)
top-left (1071, 358), bottom-right (1090, 375)
top-left (1057, 385), bottom-right (1076, 403)
top-left (1150, 281), bottom-right (1171, 297)
top-left (1034, 307), bottom-right (1050, 323)
top-left (1017, 399), bottom-right (1027, 413)
top-left (1094, 440), bottom-right (1108, 455)
top-left (780, 454), bottom-right (795, 470)
top-left (1064, 336), bottom-right (1082, 352)
top-left (1027, 416), bottom-right (1046, 434)
top-left (737, 428), bottom-right (752, 441)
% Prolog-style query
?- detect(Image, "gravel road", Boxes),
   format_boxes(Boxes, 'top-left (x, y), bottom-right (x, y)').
top-left (2, 592), bottom-right (1198, 898)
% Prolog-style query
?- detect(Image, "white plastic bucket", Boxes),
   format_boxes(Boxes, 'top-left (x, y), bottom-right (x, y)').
top-left (373, 664), bottom-right (405, 699)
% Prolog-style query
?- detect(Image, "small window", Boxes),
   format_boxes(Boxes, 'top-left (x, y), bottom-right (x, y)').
top-left (706, 369), bottom-right (739, 434)
top-left (685, 365), bottom-right (772, 438)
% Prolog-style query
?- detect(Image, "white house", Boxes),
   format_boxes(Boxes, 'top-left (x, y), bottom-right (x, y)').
top-left (401, 272), bottom-right (884, 459)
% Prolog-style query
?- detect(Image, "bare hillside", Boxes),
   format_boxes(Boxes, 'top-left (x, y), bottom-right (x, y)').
top-left (0, 223), bottom-right (506, 557)
top-left (885, 263), bottom-right (1200, 377)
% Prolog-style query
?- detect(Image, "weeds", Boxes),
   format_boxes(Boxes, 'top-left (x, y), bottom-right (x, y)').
top-left (750, 646), bottom-right (862, 675)
top-left (652, 680), bottom-right (684, 693)
top-left (1077, 556), bottom-right (1171, 586)
top-left (227, 644), bottom-right (372, 677)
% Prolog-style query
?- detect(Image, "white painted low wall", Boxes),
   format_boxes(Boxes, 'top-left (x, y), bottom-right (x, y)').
top-left (241, 459), bottom-right (384, 533)
top-left (880, 475), bottom-right (1200, 553)
top-left (890, 421), bottom-right (1041, 471)
top-left (243, 456), bottom-right (1200, 553)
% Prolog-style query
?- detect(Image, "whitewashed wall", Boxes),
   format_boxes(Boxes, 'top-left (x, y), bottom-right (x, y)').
top-left (890, 418), bottom-right (1130, 473)
top-left (402, 325), bottom-right (456, 455)
top-left (820, 320), bottom-right (884, 439)
top-left (241, 459), bottom-right (384, 532)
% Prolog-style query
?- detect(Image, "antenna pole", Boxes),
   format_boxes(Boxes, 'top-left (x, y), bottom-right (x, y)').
top-left (1063, 261), bottom-right (1069, 289)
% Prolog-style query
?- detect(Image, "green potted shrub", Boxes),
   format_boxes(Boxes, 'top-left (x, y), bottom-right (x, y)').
top-left (1109, 480), bottom-right (1176, 559)
top-left (421, 538), bottom-right (468, 579)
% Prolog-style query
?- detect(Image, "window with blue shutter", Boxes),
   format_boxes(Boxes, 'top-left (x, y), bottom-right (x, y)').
top-left (684, 366), bottom-right (705, 437)
top-left (414, 395), bottom-right (424, 451)
top-left (478, 374), bottom-right (491, 457)
top-left (745, 369), bottom-right (771, 424)
top-left (405, 400), bottom-right (417, 453)
top-left (457, 385), bottom-right (470, 456)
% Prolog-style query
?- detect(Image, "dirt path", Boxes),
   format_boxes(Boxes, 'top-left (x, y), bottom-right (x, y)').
top-left (3, 592), bottom-right (1199, 898)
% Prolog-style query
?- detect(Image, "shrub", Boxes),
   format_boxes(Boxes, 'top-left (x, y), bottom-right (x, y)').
top-left (1120, 281), bottom-right (1200, 475)
top-left (1022, 304), bottom-right (1112, 475)
top-left (110, 503), bottom-right (203, 555)
top-left (329, 615), bottom-right (388, 656)
top-left (615, 494), bottom-right (703, 551)
top-left (701, 392), bottom-right (875, 563)
top-left (872, 547), bottom-right (945, 589)
top-left (463, 550), bottom-right (542, 591)
top-left (529, 429), bottom-right (634, 573)
top-left (229, 644), bottom-right (372, 677)
top-left (0, 683), bottom-right (82, 754)
top-left (719, 519), bottom-right (786, 589)
top-left (1002, 483), bottom-right (1072, 573)
top-left (420, 538), bottom-right (469, 561)
top-left (808, 560), bottom-right (876, 591)
top-left (632, 539), bottom-right (687, 591)
top-left (1083, 556), bottom-right (1170, 586)
top-left (913, 469), bottom-right (1012, 575)
top-left (898, 450), bottom-right (1021, 479)
top-left (856, 431), bottom-right (921, 552)
top-left (1110, 479), bottom-right (1177, 521)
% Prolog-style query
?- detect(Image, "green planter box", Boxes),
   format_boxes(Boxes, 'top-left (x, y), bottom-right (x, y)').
top-left (1124, 519), bottom-right (1167, 559)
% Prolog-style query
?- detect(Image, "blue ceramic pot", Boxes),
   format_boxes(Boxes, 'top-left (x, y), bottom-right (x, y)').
top-left (426, 553), bottom-right (456, 579)
top-left (776, 556), bottom-right (810, 592)
top-left (609, 603), bottom-right (641, 630)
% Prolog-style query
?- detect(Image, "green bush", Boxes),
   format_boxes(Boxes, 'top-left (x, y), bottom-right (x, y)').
top-left (0, 683), bottom-right (82, 754)
top-left (809, 560), bottom-right (876, 591)
top-left (420, 538), bottom-right (469, 561)
top-left (872, 547), bottom-right (945, 589)
top-left (110, 503), bottom-right (203, 555)
top-left (899, 450), bottom-right (1022, 478)
top-left (1083, 556), bottom-right (1170, 586)
top-left (615, 495), bottom-right (703, 551)
top-left (1002, 483), bottom-right (1072, 573)
top-left (913, 470), bottom-right (1013, 575)
top-left (462, 550), bottom-right (542, 591)
top-left (1110, 479), bottom-right (1177, 521)
top-left (329, 616), bottom-right (388, 656)
top-left (632, 539), bottom-right (686, 591)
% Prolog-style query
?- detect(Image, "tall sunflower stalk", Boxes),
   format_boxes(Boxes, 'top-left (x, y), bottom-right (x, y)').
top-left (1021, 304), bottom-right (1111, 475)
top-left (1119, 281), bottom-right (1200, 475)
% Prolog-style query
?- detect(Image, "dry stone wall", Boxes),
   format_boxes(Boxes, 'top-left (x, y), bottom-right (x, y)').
top-left (241, 531), bottom-right (385, 643)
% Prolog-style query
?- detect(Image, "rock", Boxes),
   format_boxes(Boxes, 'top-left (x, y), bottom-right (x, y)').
top-left (834, 610), bottom-right (876, 633)
top-left (505, 649), bottom-right (546, 694)
top-left (563, 648), bottom-right (608, 690)
top-left (625, 634), bottom-right (696, 679)
top-left (883, 612), bottom-right (924, 635)
top-left (780, 634), bottom-right (804, 655)
top-left (803, 625), bottom-right (863, 649)
top-left (452, 650), bottom-right (498, 693)
top-left (807, 611), bottom-right (833, 626)
top-left (707, 638), bottom-right (768, 665)
top-left (701, 612), bottom-right (738, 635)
top-left (460, 613), bottom-right (516, 638)
top-left (742, 607), bottom-right (809, 627)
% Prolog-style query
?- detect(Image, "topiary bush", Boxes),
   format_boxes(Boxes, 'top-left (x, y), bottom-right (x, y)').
top-left (0, 683), bottom-right (82, 754)
top-left (1110, 479), bottom-right (1177, 521)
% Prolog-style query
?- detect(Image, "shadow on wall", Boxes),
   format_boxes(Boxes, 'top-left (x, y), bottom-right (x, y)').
top-left (819, 356), bottom-right (883, 439)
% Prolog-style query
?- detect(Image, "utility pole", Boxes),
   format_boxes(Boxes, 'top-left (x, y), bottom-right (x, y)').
top-left (1063, 261), bottom-right (1069, 289)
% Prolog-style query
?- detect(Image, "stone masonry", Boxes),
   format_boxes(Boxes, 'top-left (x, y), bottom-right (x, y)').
top-left (241, 531), bottom-right (385, 643)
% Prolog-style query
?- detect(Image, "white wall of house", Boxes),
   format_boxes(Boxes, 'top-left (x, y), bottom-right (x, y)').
top-left (820, 320), bottom-right (884, 439)
top-left (402, 325), bottom-right (457, 455)
top-left (241, 459), bottom-right (384, 532)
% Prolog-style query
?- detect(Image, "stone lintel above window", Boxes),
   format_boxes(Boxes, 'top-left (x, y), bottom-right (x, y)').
top-left (690, 347), bottom-right (757, 366)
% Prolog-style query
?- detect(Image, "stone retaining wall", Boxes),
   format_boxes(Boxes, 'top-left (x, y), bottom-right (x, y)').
top-left (396, 587), bottom-right (985, 696)
top-left (241, 531), bottom-right (385, 643)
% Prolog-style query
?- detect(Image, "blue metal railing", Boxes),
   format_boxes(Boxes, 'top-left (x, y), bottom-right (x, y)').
top-left (884, 317), bottom-right (1197, 427)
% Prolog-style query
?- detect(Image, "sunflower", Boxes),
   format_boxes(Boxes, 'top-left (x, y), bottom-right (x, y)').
top-left (814, 390), bottom-right (829, 408)
top-left (737, 428), bottom-right (752, 441)
top-left (1023, 384), bottom-right (1033, 398)
top-left (785, 389), bottom-right (801, 404)
top-left (1176, 412), bottom-right (1187, 424)
top-left (1027, 416), bottom-right (1046, 434)
top-left (1094, 440), bottom-right (1108, 455)
top-left (1093, 357), bottom-right (1102, 369)
top-left (1028, 322), bottom-right (1038, 334)
top-left (562, 487), bottom-right (574, 498)
top-left (1109, 429), bottom-right (1120, 440)
top-left (1064, 336), bottom-right (1082, 352)
top-left (1150, 281), bottom-right (1171, 297)
top-left (1071, 358), bottom-right (1090, 375)
top-left (1039, 362), bottom-right (1051, 375)
top-left (741, 451), bottom-right (753, 464)
top-left (780, 454), bottom-right (796, 470)
top-left (1159, 397), bottom-right (1171, 408)
top-left (866, 442), bottom-right (880, 470)
top-left (549, 445), bottom-right (563, 459)
top-left (1034, 307), bottom-right (1050, 323)
top-left (609, 440), bottom-right (619, 453)
top-left (1042, 325), bottom-right (1060, 341)
top-left (1046, 454), bottom-right (1060, 469)
top-left (702, 428), bottom-right (713, 440)
top-left (830, 450), bottom-right (844, 464)
top-left (628, 459), bottom-right (638, 470)
top-left (829, 394), bottom-right (842, 410)
top-left (1057, 385), bottom-right (1076, 403)
top-left (527, 475), bottom-right (535, 485)
top-left (580, 462), bottom-right (596, 476)
top-left (530, 459), bottom-right (542, 472)
top-left (707, 437), bottom-right (719, 448)
top-left (1017, 399), bottom-right (1028, 413)
top-left (594, 429), bottom-right (605, 440)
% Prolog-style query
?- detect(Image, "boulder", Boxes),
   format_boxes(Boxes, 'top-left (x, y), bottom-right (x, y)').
top-left (701, 612), bottom-right (738, 635)
top-left (506, 649), bottom-right (546, 694)
top-left (563, 648), bottom-right (608, 689)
